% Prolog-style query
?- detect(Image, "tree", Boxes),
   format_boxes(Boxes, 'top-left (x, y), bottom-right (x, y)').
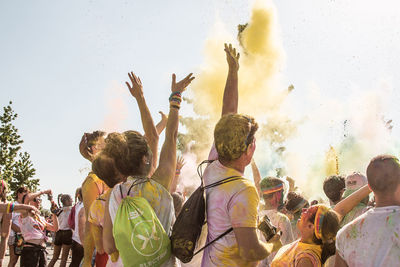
top-left (0, 101), bottom-right (39, 198)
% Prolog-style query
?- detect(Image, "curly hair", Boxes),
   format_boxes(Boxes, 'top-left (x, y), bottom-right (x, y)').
top-left (92, 131), bottom-right (152, 187)
top-left (214, 114), bottom-right (258, 161)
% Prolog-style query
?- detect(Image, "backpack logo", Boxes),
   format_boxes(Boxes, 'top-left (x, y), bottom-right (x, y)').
top-left (129, 209), bottom-right (143, 220)
top-left (131, 219), bottom-right (164, 257)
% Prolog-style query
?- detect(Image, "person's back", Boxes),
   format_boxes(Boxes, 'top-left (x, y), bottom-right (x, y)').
top-left (336, 206), bottom-right (400, 266)
top-left (108, 177), bottom-right (177, 267)
top-left (202, 160), bottom-right (259, 267)
top-left (335, 155), bottom-right (400, 267)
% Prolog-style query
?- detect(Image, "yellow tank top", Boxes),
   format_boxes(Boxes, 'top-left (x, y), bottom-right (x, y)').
top-left (271, 240), bottom-right (322, 267)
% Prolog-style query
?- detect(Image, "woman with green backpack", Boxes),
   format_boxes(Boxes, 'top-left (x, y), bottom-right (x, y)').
top-left (92, 71), bottom-right (194, 267)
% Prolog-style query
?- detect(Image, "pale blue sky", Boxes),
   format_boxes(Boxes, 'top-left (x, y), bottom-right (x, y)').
top-left (1, 0), bottom-right (400, 202)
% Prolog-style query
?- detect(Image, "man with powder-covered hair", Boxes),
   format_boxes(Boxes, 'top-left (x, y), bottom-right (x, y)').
top-left (335, 155), bottom-right (400, 267)
top-left (201, 43), bottom-right (281, 267)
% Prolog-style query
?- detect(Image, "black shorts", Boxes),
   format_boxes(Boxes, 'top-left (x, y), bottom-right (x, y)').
top-left (21, 245), bottom-right (46, 267)
top-left (54, 229), bottom-right (72, 246)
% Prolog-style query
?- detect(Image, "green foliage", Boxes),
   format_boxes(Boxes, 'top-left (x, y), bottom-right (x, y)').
top-left (0, 101), bottom-right (39, 199)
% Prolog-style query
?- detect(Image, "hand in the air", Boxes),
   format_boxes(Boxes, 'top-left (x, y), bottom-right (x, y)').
top-left (224, 43), bottom-right (240, 71)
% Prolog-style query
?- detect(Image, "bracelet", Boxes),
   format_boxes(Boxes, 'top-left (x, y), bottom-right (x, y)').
top-left (169, 96), bottom-right (182, 103)
top-left (10, 203), bottom-right (15, 213)
top-left (170, 104), bottom-right (180, 110)
top-left (6, 203), bottom-right (10, 213)
top-left (169, 92), bottom-right (182, 99)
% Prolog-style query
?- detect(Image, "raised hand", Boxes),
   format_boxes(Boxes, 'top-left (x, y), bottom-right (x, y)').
top-left (79, 133), bottom-right (93, 161)
top-left (176, 155), bottom-right (185, 172)
top-left (159, 111), bottom-right (168, 124)
top-left (171, 73), bottom-right (195, 93)
top-left (126, 72), bottom-right (143, 99)
top-left (224, 43), bottom-right (240, 71)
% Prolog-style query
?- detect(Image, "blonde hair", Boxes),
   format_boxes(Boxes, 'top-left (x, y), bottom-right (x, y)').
top-left (214, 114), bottom-right (258, 161)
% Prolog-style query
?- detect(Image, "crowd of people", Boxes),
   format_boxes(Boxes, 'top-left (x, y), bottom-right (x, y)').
top-left (0, 43), bottom-right (399, 267)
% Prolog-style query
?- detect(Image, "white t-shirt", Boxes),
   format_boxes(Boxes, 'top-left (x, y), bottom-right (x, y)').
top-left (108, 177), bottom-right (178, 267)
top-left (259, 209), bottom-right (295, 266)
top-left (72, 202), bottom-right (84, 244)
top-left (336, 205), bottom-right (400, 267)
top-left (58, 206), bottom-right (72, 230)
top-left (201, 160), bottom-right (260, 267)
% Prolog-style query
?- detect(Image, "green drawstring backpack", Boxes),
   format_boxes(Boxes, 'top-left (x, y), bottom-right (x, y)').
top-left (113, 181), bottom-right (171, 267)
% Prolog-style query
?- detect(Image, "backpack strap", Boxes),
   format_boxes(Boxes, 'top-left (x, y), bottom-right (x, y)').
top-left (197, 173), bottom-right (243, 255)
top-left (197, 160), bottom-right (215, 187)
top-left (193, 227), bottom-right (233, 256)
top-left (203, 176), bottom-right (242, 189)
top-left (119, 177), bottom-right (149, 199)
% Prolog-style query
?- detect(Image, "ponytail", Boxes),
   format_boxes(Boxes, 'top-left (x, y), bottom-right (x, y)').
top-left (311, 205), bottom-right (340, 264)
top-left (57, 194), bottom-right (62, 208)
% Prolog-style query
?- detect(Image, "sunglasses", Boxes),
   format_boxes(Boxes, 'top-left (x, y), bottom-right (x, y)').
top-left (243, 116), bottom-right (253, 147)
top-left (33, 198), bottom-right (42, 203)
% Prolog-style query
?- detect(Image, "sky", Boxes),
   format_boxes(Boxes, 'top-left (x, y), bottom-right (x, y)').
top-left (1, 0), bottom-right (400, 203)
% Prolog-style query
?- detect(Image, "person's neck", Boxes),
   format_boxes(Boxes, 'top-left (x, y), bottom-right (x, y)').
top-left (375, 197), bottom-right (400, 208)
top-left (219, 158), bottom-right (245, 174)
top-left (300, 236), bottom-right (314, 244)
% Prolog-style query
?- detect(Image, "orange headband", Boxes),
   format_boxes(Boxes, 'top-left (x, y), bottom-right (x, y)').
top-left (262, 183), bottom-right (284, 195)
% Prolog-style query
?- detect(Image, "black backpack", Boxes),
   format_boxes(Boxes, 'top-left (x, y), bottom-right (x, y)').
top-left (170, 160), bottom-right (242, 263)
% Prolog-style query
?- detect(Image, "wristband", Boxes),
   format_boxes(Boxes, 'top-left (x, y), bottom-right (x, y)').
top-left (170, 104), bottom-right (180, 110)
top-left (169, 91), bottom-right (182, 99)
top-left (6, 203), bottom-right (10, 213)
top-left (10, 202), bottom-right (15, 213)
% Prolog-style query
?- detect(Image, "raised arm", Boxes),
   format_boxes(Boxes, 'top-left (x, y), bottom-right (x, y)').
top-left (155, 111), bottom-right (168, 135)
top-left (126, 72), bottom-right (159, 172)
top-left (251, 159), bottom-right (262, 196)
top-left (45, 213), bottom-right (59, 232)
top-left (152, 73), bottom-right (194, 190)
top-left (170, 155), bottom-right (185, 193)
top-left (23, 189), bottom-right (51, 204)
top-left (333, 184), bottom-right (371, 221)
top-left (221, 43), bottom-right (240, 116)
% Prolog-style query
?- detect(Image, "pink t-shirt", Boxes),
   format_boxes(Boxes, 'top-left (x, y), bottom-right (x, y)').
top-left (201, 159), bottom-right (260, 267)
top-left (19, 215), bottom-right (47, 241)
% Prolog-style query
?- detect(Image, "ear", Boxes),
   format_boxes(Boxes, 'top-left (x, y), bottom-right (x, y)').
top-left (142, 155), bottom-right (150, 165)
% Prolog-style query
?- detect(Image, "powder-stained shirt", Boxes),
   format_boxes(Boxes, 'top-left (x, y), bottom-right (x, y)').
top-left (259, 210), bottom-right (294, 266)
top-left (82, 172), bottom-right (108, 216)
top-left (339, 203), bottom-right (367, 228)
top-left (201, 160), bottom-right (260, 267)
top-left (336, 206), bottom-right (400, 267)
top-left (271, 240), bottom-right (322, 267)
top-left (108, 176), bottom-right (178, 267)
top-left (88, 190), bottom-right (110, 227)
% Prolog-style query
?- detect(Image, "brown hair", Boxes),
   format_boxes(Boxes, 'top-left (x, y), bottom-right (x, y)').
top-left (309, 206), bottom-right (340, 264)
top-left (214, 114), bottom-right (258, 161)
top-left (79, 131), bottom-right (106, 160)
top-left (75, 187), bottom-right (82, 202)
top-left (285, 192), bottom-right (309, 215)
top-left (15, 186), bottom-right (29, 201)
top-left (367, 155), bottom-right (400, 195)
top-left (323, 175), bottom-right (345, 203)
top-left (92, 131), bottom-right (152, 187)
